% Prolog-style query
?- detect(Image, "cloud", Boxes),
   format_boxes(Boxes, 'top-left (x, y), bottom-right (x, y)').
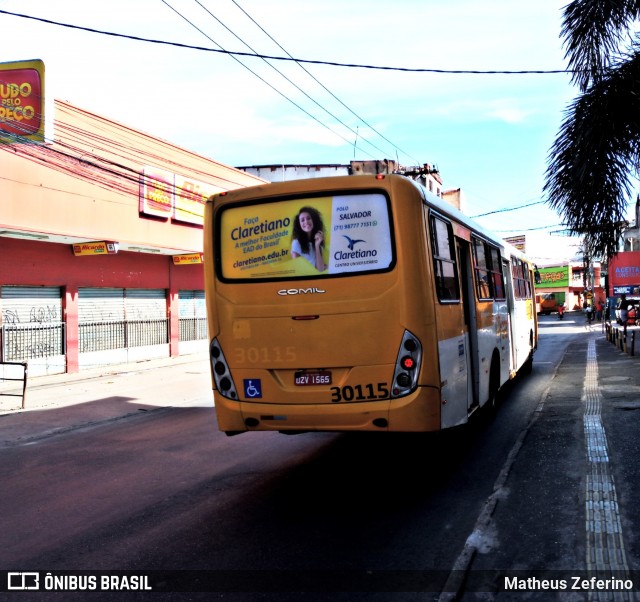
top-left (487, 101), bottom-right (535, 124)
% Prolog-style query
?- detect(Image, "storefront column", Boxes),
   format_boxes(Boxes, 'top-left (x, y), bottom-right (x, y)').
top-left (64, 285), bottom-right (79, 373)
top-left (168, 287), bottom-right (180, 357)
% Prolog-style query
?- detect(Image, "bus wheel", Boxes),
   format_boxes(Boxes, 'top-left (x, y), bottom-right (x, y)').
top-left (487, 359), bottom-right (500, 411)
top-left (521, 333), bottom-right (534, 375)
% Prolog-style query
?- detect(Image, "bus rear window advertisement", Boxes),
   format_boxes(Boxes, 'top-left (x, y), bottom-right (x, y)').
top-left (217, 193), bottom-right (395, 282)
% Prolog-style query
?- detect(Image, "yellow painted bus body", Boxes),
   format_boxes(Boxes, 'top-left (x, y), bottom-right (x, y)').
top-left (204, 175), bottom-right (537, 435)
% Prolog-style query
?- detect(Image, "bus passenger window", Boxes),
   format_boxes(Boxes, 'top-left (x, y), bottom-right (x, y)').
top-left (430, 215), bottom-right (459, 302)
top-left (489, 247), bottom-right (505, 300)
top-left (511, 258), bottom-right (532, 299)
top-left (472, 237), bottom-right (492, 300)
top-left (513, 259), bottom-right (523, 298)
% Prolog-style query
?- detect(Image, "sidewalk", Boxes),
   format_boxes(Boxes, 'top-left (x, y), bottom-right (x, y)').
top-left (0, 351), bottom-right (212, 445)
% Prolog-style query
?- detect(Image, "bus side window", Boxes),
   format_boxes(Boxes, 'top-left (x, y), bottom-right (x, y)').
top-left (519, 260), bottom-right (528, 298)
top-left (511, 257), bottom-right (523, 299)
top-left (472, 236), bottom-right (492, 300)
top-left (512, 258), bottom-right (533, 299)
top-left (430, 214), bottom-right (460, 302)
top-left (488, 246), bottom-right (505, 300)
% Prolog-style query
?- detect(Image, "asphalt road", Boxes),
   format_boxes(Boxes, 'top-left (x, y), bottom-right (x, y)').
top-left (2, 315), bottom-right (627, 601)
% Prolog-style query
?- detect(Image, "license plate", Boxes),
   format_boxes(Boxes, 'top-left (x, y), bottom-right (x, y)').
top-left (294, 370), bottom-right (332, 386)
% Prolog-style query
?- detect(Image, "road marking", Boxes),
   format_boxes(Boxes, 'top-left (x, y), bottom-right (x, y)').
top-left (583, 338), bottom-right (633, 602)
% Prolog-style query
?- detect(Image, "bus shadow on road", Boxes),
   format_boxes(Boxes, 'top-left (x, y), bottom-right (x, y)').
top-left (267, 421), bottom-right (492, 518)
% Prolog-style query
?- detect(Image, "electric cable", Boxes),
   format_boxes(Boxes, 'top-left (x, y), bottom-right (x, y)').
top-left (0, 9), bottom-right (575, 76)
top-left (228, 0), bottom-right (422, 166)
top-left (158, 0), bottom-right (379, 160)
top-left (471, 199), bottom-right (547, 218)
top-left (1, 97), bottom-right (257, 219)
top-left (189, 0), bottom-right (394, 161)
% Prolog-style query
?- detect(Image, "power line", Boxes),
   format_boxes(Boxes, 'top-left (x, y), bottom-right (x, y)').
top-left (0, 97), bottom-right (258, 219)
top-left (495, 225), bottom-right (567, 232)
top-left (471, 199), bottom-right (546, 218)
top-left (184, 0), bottom-right (393, 160)
top-left (227, 0), bottom-right (421, 165)
top-left (158, 0), bottom-right (379, 160)
top-left (0, 9), bottom-right (574, 76)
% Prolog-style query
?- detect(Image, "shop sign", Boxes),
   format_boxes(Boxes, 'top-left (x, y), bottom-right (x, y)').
top-left (173, 253), bottom-right (203, 265)
top-left (609, 251), bottom-right (640, 286)
top-left (140, 167), bottom-right (219, 225)
top-left (613, 286), bottom-right (640, 296)
top-left (535, 265), bottom-right (569, 289)
top-left (72, 241), bottom-right (119, 256)
top-left (174, 177), bottom-right (219, 225)
top-left (0, 59), bottom-right (45, 142)
top-left (139, 167), bottom-right (174, 219)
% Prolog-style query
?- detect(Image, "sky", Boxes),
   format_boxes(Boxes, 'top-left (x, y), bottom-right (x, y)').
top-left (0, 0), bottom-right (612, 264)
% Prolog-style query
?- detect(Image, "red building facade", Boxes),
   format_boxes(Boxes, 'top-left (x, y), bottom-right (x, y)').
top-left (1, 100), bottom-right (264, 375)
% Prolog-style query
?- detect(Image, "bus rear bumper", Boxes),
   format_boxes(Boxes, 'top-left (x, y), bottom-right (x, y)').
top-left (214, 387), bottom-right (441, 434)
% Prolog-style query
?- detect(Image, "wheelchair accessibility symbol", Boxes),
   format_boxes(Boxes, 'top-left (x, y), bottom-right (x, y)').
top-left (243, 379), bottom-right (262, 399)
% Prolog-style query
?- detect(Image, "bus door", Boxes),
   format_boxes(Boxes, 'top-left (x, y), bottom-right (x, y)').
top-left (455, 238), bottom-right (479, 411)
top-left (502, 258), bottom-right (516, 374)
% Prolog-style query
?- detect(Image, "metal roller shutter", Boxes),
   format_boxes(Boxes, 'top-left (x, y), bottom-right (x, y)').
top-left (125, 289), bottom-right (167, 348)
top-left (1, 286), bottom-right (65, 374)
top-left (78, 288), bottom-right (125, 353)
top-left (178, 290), bottom-right (207, 342)
top-left (178, 290), bottom-right (205, 318)
top-left (125, 289), bottom-right (166, 320)
top-left (1, 286), bottom-right (62, 324)
top-left (178, 290), bottom-right (196, 319)
top-left (78, 288), bottom-right (125, 323)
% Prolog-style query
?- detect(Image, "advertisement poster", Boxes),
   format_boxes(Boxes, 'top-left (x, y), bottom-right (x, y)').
top-left (174, 177), bottom-right (218, 225)
top-left (609, 251), bottom-right (640, 295)
top-left (139, 167), bottom-right (174, 218)
top-left (72, 241), bottom-right (118, 256)
top-left (220, 193), bottom-right (393, 280)
top-left (0, 59), bottom-right (45, 142)
top-left (535, 265), bottom-right (569, 289)
top-left (139, 167), bottom-right (216, 225)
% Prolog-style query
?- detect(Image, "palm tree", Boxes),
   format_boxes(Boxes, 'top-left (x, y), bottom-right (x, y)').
top-left (545, 0), bottom-right (640, 259)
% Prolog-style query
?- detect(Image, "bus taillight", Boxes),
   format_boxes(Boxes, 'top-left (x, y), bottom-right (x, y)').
top-left (401, 356), bottom-right (416, 370)
top-left (391, 330), bottom-right (422, 398)
top-left (210, 338), bottom-right (238, 399)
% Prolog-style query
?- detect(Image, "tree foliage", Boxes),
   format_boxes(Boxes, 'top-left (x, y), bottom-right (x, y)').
top-left (545, 0), bottom-right (640, 258)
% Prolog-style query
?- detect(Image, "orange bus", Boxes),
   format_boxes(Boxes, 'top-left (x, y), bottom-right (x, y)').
top-left (204, 174), bottom-right (537, 435)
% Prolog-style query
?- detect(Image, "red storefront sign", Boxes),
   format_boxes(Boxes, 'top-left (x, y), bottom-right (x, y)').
top-left (609, 251), bottom-right (640, 295)
top-left (0, 59), bottom-right (45, 142)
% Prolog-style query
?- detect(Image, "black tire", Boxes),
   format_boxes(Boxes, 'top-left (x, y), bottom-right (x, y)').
top-left (487, 358), bottom-right (501, 411)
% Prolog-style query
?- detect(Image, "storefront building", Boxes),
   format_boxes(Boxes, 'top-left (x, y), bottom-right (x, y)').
top-left (535, 262), bottom-right (604, 313)
top-left (1, 99), bottom-right (264, 375)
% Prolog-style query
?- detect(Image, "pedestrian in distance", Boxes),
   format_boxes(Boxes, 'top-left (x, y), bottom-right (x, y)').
top-left (585, 302), bottom-right (594, 323)
top-left (618, 294), bottom-right (630, 335)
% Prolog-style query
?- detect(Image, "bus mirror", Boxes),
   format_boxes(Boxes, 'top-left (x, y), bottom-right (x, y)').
top-left (534, 266), bottom-right (541, 285)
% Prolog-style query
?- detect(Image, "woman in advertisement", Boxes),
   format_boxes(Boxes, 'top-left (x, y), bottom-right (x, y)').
top-left (291, 206), bottom-right (327, 272)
